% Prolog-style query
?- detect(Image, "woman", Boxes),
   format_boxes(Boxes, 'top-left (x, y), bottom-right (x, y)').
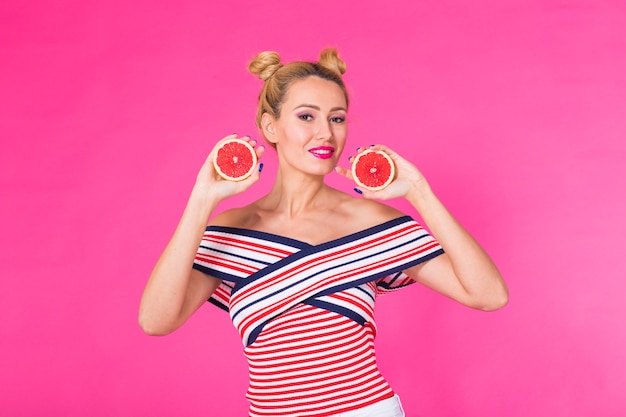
top-left (139, 48), bottom-right (508, 417)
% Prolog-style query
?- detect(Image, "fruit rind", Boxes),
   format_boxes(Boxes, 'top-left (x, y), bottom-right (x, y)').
top-left (212, 138), bottom-right (258, 181)
top-left (351, 149), bottom-right (395, 191)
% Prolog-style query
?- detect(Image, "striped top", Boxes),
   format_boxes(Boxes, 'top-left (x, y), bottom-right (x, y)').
top-left (193, 216), bottom-right (444, 416)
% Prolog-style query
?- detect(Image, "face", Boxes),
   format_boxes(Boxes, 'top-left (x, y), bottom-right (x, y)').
top-left (262, 76), bottom-right (348, 177)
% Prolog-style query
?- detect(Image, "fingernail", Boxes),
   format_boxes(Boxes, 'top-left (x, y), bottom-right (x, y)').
top-left (356, 147), bottom-right (360, 152)
top-left (258, 163), bottom-right (264, 173)
top-left (353, 187), bottom-right (363, 194)
top-left (370, 144), bottom-right (375, 147)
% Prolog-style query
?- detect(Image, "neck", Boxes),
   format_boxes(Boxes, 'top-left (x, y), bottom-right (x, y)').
top-left (263, 168), bottom-right (329, 218)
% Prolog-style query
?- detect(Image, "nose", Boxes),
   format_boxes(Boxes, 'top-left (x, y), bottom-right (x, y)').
top-left (317, 119), bottom-right (332, 140)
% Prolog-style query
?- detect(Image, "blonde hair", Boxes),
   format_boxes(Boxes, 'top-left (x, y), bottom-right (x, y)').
top-left (248, 48), bottom-right (349, 135)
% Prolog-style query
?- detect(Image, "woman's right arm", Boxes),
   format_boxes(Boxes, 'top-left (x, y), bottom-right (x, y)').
top-left (138, 187), bottom-right (222, 336)
top-left (138, 135), bottom-right (264, 335)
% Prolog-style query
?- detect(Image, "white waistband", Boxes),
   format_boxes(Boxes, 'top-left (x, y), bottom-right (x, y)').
top-left (332, 394), bottom-right (405, 417)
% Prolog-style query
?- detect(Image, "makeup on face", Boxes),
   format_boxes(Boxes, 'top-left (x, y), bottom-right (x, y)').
top-left (308, 146), bottom-right (335, 159)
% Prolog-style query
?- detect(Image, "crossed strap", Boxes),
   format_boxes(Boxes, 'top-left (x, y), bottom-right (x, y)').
top-left (193, 216), bottom-right (444, 347)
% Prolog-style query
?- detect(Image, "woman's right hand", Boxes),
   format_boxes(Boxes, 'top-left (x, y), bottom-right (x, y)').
top-left (138, 134), bottom-right (265, 335)
top-left (193, 134), bottom-right (266, 202)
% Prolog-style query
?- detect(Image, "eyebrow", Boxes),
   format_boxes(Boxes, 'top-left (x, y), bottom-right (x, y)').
top-left (293, 104), bottom-right (347, 112)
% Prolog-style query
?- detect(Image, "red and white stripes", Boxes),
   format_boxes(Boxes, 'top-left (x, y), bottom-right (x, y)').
top-left (193, 216), bottom-right (443, 416)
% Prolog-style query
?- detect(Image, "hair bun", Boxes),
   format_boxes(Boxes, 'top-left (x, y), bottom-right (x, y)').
top-left (248, 51), bottom-right (283, 81)
top-left (318, 48), bottom-right (346, 75)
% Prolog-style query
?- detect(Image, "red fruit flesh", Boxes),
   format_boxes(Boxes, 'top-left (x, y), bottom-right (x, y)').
top-left (353, 151), bottom-right (393, 189)
top-left (213, 139), bottom-right (256, 181)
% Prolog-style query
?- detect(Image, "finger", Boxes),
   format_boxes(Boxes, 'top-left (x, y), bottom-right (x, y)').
top-left (354, 145), bottom-right (374, 154)
top-left (334, 165), bottom-right (353, 180)
top-left (245, 149), bottom-right (266, 181)
top-left (373, 143), bottom-right (399, 159)
top-left (240, 135), bottom-right (257, 145)
top-left (358, 187), bottom-right (393, 201)
top-left (352, 186), bottom-right (377, 200)
top-left (355, 144), bottom-right (393, 156)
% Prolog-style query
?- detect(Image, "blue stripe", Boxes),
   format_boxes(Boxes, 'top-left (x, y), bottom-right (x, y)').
top-left (192, 263), bottom-right (242, 283)
top-left (311, 216), bottom-right (414, 252)
top-left (383, 272), bottom-right (403, 288)
top-left (246, 299), bottom-right (369, 346)
top-left (206, 225), bottom-right (311, 249)
top-left (303, 299), bottom-right (367, 326)
top-left (230, 216), bottom-right (418, 296)
top-left (208, 297), bottom-right (229, 312)
top-left (207, 216), bottom-right (414, 251)
top-left (230, 231), bottom-right (436, 322)
top-left (314, 249), bottom-right (444, 299)
top-left (356, 285), bottom-right (375, 303)
top-left (235, 249), bottom-right (443, 346)
top-left (198, 244), bottom-right (273, 266)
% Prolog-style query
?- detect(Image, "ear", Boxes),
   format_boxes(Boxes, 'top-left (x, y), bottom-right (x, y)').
top-left (261, 113), bottom-right (278, 145)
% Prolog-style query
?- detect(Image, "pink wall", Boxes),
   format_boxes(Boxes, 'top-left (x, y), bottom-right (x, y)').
top-left (2, 0), bottom-right (625, 415)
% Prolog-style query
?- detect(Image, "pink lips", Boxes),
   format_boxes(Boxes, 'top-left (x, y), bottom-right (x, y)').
top-left (309, 146), bottom-right (335, 160)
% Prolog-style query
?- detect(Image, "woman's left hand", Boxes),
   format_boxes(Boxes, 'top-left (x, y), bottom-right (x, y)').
top-left (335, 144), bottom-right (430, 200)
top-left (338, 144), bottom-right (508, 311)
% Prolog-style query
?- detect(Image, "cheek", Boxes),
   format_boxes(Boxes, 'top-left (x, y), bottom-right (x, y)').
top-left (334, 125), bottom-right (348, 141)
top-left (286, 124), bottom-right (314, 141)
top-left (333, 128), bottom-right (348, 155)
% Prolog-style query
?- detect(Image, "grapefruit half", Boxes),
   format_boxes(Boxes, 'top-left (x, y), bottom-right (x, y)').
top-left (212, 138), bottom-right (258, 181)
top-left (351, 149), bottom-right (395, 191)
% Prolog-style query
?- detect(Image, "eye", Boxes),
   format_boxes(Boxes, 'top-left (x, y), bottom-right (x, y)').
top-left (330, 115), bottom-right (346, 123)
top-left (298, 113), bottom-right (314, 121)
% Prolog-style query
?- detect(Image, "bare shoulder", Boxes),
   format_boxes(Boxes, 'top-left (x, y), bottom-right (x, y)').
top-left (334, 191), bottom-right (406, 230)
top-left (208, 205), bottom-right (259, 228)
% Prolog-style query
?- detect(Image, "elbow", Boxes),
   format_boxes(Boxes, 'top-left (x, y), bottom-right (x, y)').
top-left (478, 287), bottom-right (509, 312)
top-left (138, 311), bottom-right (176, 336)
top-left (139, 323), bottom-right (170, 337)
top-left (474, 270), bottom-right (509, 312)
top-left (479, 296), bottom-right (508, 312)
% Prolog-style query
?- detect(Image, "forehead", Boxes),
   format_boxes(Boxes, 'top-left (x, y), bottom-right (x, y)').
top-left (284, 76), bottom-right (347, 108)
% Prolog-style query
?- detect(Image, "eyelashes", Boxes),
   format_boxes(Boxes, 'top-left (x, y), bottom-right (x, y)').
top-left (296, 113), bottom-right (346, 123)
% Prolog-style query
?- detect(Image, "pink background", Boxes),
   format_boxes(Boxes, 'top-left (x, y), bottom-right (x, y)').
top-left (1, 0), bottom-right (625, 416)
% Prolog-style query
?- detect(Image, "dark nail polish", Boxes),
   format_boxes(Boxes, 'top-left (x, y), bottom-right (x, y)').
top-left (353, 188), bottom-right (363, 194)
top-left (258, 163), bottom-right (264, 173)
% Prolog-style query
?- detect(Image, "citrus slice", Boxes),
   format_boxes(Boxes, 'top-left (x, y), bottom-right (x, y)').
top-left (212, 138), bottom-right (258, 181)
top-left (351, 149), bottom-right (395, 191)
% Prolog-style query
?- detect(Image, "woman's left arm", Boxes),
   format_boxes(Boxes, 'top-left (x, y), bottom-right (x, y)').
top-left (403, 181), bottom-right (508, 311)
top-left (338, 145), bottom-right (508, 311)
